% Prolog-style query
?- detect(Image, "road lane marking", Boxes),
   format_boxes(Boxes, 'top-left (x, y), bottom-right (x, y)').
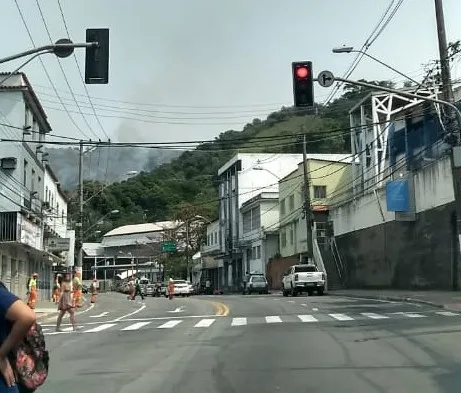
top-left (121, 322), bottom-right (152, 331)
top-left (329, 313), bottom-right (354, 321)
top-left (288, 301), bottom-right (295, 303)
top-left (83, 324), bottom-right (116, 333)
top-left (312, 308), bottom-right (319, 311)
top-left (300, 304), bottom-right (307, 307)
top-left (76, 303), bottom-right (95, 315)
top-left (168, 307), bottom-right (184, 313)
top-left (361, 312), bottom-right (389, 319)
top-left (399, 312), bottom-right (426, 318)
top-left (89, 312), bottom-right (109, 318)
top-left (265, 316), bottom-right (282, 323)
top-left (194, 319), bottom-right (215, 328)
top-left (436, 311), bottom-right (459, 316)
top-left (298, 315), bottom-right (318, 322)
top-left (111, 304), bottom-right (146, 322)
top-left (231, 318), bottom-right (247, 326)
top-left (157, 320), bottom-right (182, 329)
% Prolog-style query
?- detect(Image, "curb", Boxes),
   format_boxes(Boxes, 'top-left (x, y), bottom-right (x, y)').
top-left (331, 292), bottom-right (446, 309)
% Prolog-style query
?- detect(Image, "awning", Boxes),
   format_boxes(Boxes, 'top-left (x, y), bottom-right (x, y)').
top-left (115, 269), bottom-right (138, 280)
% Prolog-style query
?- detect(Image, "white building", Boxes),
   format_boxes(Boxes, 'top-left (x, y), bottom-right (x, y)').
top-left (0, 72), bottom-right (63, 298)
top-left (200, 219), bottom-right (223, 290)
top-left (240, 191), bottom-right (280, 275)
top-left (217, 153), bottom-right (303, 289)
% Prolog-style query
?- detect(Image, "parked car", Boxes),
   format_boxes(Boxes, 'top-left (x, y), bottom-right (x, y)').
top-left (243, 274), bottom-right (269, 295)
top-left (165, 279), bottom-right (192, 297)
top-left (281, 264), bottom-right (325, 296)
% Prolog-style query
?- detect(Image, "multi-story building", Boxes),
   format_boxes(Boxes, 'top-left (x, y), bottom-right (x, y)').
top-left (217, 153), bottom-right (303, 290)
top-left (240, 191), bottom-right (280, 276)
top-left (200, 219), bottom-right (223, 290)
top-left (278, 154), bottom-right (352, 259)
top-left (0, 72), bottom-right (67, 298)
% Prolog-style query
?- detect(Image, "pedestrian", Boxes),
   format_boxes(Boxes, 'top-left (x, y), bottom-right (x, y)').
top-left (72, 271), bottom-right (83, 308)
top-left (133, 277), bottom-right (144, 301)
top-left (127, 277), bottom-right (135, 301)
top-left (26, 273), bottom-right (38, 310)
top-left (52, 275), bottom-right (61, 303)
top-left (168, 278), bottom-right (175, 300)
top-left (90, 279), bottom-right (98, 304)
top-left (0, 280), bottom-right (37, 393)
top-left (56, 273), bottom-right (77, 332)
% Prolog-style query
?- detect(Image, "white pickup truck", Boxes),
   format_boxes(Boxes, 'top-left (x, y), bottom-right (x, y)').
top-left (282, 264), bottom-right (325, 296)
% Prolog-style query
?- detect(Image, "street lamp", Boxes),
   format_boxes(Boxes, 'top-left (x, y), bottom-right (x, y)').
top-left (253, 163), bottom-right (281, 180)
top-left (332, 46), bottom-right (421, 86)
top-left (82, 209), bottom-right (120, 238)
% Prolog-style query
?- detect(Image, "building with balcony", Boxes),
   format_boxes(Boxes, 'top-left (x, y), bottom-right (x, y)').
top-left (217, 153), bottom-right (303, 290)
top-left (0, 72), bottom-right (63, 298)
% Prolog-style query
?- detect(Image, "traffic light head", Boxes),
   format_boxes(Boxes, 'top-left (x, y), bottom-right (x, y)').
top-left (292, 61), bottom-right (313, 107)
top-left (85, 28), bottom-right (109, 84)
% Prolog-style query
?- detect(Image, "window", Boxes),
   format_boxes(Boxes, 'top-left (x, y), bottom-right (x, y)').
top-left (289, 194), bottom-right (295, 211)
top-left (256, 245), bottom-right (261, 259)
top-left (57, 203), bottom-right (60, 215)
top-left (251, 247), bottom-right (256, 259)
top-left (31, 169), bottom-right (35, 192)
top-left (281, 230), bottom-right (287, 247)
top-left (243, 211), bottom-right (251, 233)
top-left (289, 228), bottom-right (294, 245)
top-left (280, 199), bottom-right (286, 215)
top-left (251, 206), bottom-right (260, 230)
top-left (45, 186), bottom-right (48, 201)
top-left (314, 185), bottom-right (327, 199)
top-left (23, 160), bottom-right (28, 187)
top-left (24, 105), bottom-right (31, 128)
top-left (62, 209), bottom-right (65, 224)
top-left (246, 248), bottom-right (251, 261)
top-left (214, 231), bottom-right (217, 244)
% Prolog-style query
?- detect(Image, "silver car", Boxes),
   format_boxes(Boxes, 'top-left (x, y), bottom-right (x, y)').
top-left (243, 275), bottom-right (269, 295)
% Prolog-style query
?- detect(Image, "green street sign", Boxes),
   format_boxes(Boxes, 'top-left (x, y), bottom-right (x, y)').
top-left (162, 241), bottom-right (177, 253)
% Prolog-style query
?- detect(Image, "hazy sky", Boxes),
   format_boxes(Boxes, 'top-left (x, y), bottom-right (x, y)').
top-left (1, 0), bottom-right (461, 144)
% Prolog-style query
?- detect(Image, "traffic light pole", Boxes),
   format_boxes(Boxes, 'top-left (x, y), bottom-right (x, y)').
top-left (301, 134), bottom-right (314, 263)
top-left (0, 42), bottom-right (97, 65)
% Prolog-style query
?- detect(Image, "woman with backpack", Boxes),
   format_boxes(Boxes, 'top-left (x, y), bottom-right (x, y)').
top-left (0, 282), bottom-right (37, 392)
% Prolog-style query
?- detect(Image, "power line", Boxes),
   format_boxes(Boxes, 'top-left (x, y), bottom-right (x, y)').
top-left (35, 0), bottom-right (101, 141)
top-left (13, 0), bottom-right (92, 140)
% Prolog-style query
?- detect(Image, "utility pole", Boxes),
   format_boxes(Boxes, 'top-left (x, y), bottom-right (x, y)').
top-left (435, 0), bottom-right (461, 290)
top-left (185, 219), bottom-right (191, 282)
top-left (301, 133), bottom-right (314, 263)
top-left (76, 141), bottom-right (84, 268)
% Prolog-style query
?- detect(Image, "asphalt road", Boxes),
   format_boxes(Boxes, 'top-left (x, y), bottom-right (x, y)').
top-left (38, 292), bottom-right (461, 393)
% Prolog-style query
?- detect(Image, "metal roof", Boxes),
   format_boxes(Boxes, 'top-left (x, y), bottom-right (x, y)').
top-left (82, 243), bottom-right (104, 257)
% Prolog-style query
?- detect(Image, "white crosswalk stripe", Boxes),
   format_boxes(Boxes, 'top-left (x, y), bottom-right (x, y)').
top-left (298, 315), bottom-right (318, 323)
top-left (231, 317), bottom-right (247, 326)
top-left (265, 316), bottom-right (282, 323)
top-left (157, 320), bottom-right (182, 329)
top-left (329, 313), bottom-right (354, 321)
top-left (194, 319), bottom-right (215, 328)
top-left (361, 312), bottom-right (389, 320)
top-left (399, 312), bottom-right (426, 318)
top-left (121, 322), bottom-right (152, 331)
top-left (84, 324), bottom-right (117, 333)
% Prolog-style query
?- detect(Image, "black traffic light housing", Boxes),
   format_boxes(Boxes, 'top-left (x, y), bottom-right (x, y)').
top-left (292, 61), bottom-right (314, 107)
top-left (85, 28), bottom-right (109, 84)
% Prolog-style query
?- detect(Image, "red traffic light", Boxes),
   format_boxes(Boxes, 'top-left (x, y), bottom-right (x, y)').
top-left (295, 66), bottom-right (309, 79)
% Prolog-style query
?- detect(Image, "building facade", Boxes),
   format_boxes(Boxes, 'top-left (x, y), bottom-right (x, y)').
top-left (0, 72), bottom-right (65, 299)
top-left (200, 219), bottom-right (224, 290)
top-left (240, 191), bottom-right (280, 276)
top-left (217, 153), bottom-right (303, 290)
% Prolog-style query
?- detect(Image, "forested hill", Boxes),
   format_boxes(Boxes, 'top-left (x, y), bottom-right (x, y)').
top-left (71, 80), bottom-right (394, 241)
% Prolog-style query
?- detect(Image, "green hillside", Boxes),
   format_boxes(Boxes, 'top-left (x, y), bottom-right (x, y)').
top-left (70, 80), bottom-right (389, 241)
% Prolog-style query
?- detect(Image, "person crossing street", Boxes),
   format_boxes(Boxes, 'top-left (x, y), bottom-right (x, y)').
top-left (132, 277), bottom-right (144, 301)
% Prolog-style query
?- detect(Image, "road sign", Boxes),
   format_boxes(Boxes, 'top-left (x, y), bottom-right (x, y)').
top-left (162, 241), bottom-right (177, 253)
top-left (46, 237), bottom-right (70, 252)
top-left (317, 70), bottom-right (335, 87)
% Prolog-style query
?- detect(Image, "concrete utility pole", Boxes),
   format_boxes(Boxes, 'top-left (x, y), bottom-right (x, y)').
top-left (76, 141), bottom-right (84, 268)
top-left (185, 219), bottom-right (191, 282)
top-left (300, 133), bottom-right (314, 263)
top-left (434, 0), bottom-right (461, 290)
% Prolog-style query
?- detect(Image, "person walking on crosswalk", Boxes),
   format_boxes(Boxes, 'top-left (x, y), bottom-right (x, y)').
top-left (132, 277), bottom-right (144, 301)
top-left (26, 273), bottom-right (38, 309)
top-left (56, 273), bottom-right (77, 332)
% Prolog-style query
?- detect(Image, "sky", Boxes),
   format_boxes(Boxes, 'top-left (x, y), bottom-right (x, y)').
top-left (1, 0), bottom-right (461, 145)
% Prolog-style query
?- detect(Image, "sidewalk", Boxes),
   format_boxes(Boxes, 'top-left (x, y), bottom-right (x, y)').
top-left (35, 297), bottom-right (91, 322)
top-left (330, 289), bottom-right (461, 312)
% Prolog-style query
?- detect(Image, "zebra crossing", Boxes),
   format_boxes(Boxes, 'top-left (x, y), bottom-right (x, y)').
top-left (42, 309), bottom-right (461, 336)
